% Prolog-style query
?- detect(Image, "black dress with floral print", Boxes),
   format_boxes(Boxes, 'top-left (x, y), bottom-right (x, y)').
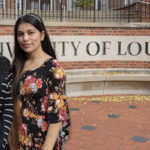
top-left (18, 58), bottom-right (70, 150)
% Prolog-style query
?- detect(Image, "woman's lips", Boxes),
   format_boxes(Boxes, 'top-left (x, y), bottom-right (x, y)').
top-left (23, 44), bottom-right (31, 48)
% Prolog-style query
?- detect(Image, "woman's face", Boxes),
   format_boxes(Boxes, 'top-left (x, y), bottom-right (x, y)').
top-left (17, 23), bottom-right (44, 54)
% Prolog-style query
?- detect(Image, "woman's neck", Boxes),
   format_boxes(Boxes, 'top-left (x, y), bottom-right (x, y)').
top-left (23, 49), bottom-right (51, 71)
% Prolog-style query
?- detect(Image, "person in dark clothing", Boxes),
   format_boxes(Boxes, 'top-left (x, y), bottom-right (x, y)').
top-left (0, 55), bottom-right (11, 84)
top-left (0, 55), bottom-right (13, 150)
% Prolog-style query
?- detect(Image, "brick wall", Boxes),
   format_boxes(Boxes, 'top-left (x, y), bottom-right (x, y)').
top-left (142, 1), bottom-right (150, 22)
top-left (42, 26), bottom-right (150, 70)
top-left (0, 25), bottom-right (150, 70)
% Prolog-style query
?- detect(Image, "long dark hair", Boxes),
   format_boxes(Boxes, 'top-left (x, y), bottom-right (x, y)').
top-left (9, 13), bottom-right (56, 150)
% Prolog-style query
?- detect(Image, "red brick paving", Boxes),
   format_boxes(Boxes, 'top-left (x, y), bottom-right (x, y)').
top-left (63, 96), bottom-right (150, 150)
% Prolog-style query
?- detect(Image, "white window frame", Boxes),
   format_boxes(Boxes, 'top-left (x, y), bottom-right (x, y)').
top-left (50, 0), bottom-right (53, 11)
top-left (15, 0), bottom-right (21, 16)
top-left (38, 0), bottom-right (40, 10)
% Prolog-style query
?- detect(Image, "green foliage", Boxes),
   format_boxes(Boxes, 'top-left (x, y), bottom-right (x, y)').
top-left (74, 0), bottom-right (94, 9)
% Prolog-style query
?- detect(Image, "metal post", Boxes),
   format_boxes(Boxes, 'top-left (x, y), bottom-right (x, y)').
top-left (2, 0), bottom-right (5, 9)
top-left (94, 0), bottom-right (96, 22)
top-left (128, 0), bottom-right (130, 22)
top-left (60, 0), bottom-right (62, 21)
top-left (64, 5), bottom-right (66, 22)
top-left (21, 0), bottom-right (23, 14)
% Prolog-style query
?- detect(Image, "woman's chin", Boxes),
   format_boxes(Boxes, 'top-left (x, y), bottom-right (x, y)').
top-left (23, 49), bottom-right (33, 54)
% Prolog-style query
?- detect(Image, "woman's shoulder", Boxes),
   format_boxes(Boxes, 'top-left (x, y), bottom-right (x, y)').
top-left (45, 57), bottom-right (64, 70)
top-left (0, 55), bottom-right (11, 71)
top-left (45, 58), bottom-right (65, 78)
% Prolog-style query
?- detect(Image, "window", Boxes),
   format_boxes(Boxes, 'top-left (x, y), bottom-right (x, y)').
top-left (42, 2), bottom-right (50, 10)
top-left (0, 0), bottom-right (4, 9)
top-left (67, 0), bottom-right (80, 11)
top-left (95, 0), bottom-right (108, 10)
top-left (67, 0), bottom-right (72, 11)
top-left (30, 0), bottom-right (52, 11)
top-left (31, 0), bottom-right (38, 10)
top-left (125, 0), bottom-right (138, 6)
top-left (22, 0), bottom-right (26, 10)
top-left (17, 0), bottom-right (20, 10)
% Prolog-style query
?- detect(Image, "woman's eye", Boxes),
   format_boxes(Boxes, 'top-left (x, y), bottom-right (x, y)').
top-left (29, 31), bottom-right (34, 35)
top-left (17, 33), bottom-right (23, 36)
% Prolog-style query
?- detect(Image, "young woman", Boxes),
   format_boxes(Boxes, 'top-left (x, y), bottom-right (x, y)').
top-left (9, 13), bottom-right (70, 150)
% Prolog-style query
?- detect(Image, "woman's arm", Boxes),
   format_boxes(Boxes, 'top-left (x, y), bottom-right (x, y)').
top-left (42, 122), bottom-right (62, 150)
top-left (43, 59), bottom-right (70, 150)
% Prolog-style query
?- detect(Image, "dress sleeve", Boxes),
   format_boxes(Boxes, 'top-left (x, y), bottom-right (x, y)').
top-left (46, 59), bottom-right (70, 140)
top-left (0, 71), bottom-right (13, 150)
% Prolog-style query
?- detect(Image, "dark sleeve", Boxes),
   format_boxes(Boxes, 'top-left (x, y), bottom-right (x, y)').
top-left (46, 59), bottom-right (70, 141)
top-left (0, 71), bottom-right (13, 150)
top-left (0, 56), bottom-right (11, 85)
top-left (46, 60), bottom-right (68, 123)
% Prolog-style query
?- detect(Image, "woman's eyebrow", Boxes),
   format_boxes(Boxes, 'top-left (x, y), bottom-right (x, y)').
top-left (17, 29), bottom-right (36, 32)
top-left (17, 31), bottom-right (23, 34)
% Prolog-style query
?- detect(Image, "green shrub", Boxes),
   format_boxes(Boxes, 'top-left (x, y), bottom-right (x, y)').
top-left (74, 0), bottom-right (94, 9)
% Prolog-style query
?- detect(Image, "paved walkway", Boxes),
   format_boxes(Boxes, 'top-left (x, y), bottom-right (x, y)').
top-left (63, 95), bottom-right (150, 150)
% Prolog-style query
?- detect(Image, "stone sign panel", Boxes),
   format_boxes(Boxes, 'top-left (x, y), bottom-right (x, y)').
top-left (0, 36), bottom-right (149, 61)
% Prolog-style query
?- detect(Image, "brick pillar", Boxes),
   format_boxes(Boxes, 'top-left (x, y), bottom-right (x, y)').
top-left (141, 0), bottom-right (150, 22)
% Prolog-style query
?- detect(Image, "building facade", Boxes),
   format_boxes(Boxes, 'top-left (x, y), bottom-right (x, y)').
top-left (0, 0), bottom-right (150, 97)
top-left (0, 0), bottom-right (142, 10)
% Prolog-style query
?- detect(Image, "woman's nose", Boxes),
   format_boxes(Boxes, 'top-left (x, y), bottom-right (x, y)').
top-left (23, 33), bottom-right (29, 41)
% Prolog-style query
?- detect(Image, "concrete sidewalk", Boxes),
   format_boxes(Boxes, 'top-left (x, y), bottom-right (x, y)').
top-left (63, 95), bottom-right (150, 150)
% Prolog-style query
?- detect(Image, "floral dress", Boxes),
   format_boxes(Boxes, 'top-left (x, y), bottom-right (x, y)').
top-left (18, 58), bottom-right (70, 150)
